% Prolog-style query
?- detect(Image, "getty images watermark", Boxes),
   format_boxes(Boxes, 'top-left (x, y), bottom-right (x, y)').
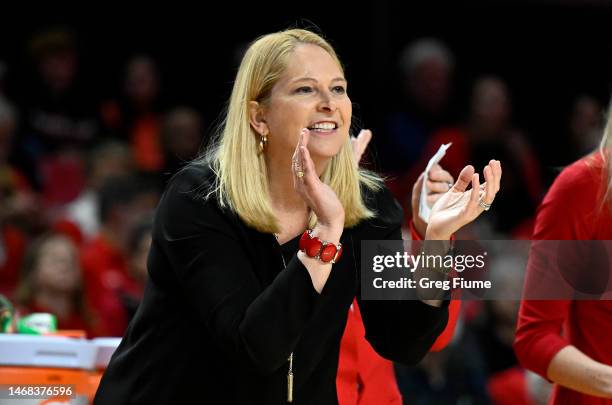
top-left (372, 248), bottom-right (488, 291)
top-left (361, 240), bottom-right (612, 301)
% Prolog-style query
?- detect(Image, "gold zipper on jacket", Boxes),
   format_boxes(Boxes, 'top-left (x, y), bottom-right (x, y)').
top-left (275, 234), bottom-right (294, 403)
top-left (287, 352), bottom-right (294, 402)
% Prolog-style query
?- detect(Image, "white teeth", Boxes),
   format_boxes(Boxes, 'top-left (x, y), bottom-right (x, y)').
top-left (310, 122), bottom-right (336, 130)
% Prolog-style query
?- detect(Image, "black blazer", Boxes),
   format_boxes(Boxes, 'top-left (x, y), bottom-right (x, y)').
top-left (94, 163), bottom-right (449, 405)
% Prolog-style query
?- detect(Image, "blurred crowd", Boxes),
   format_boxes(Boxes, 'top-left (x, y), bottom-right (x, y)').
top-left (0, 27), bottom-right (607, 404)
top-left (0, 28), bottom-right (206, 338)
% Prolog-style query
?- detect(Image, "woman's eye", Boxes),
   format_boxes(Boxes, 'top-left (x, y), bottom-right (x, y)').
top-left (332, 86), bottom-right (346, 94)
top-left (295, 86), bottom-right (313, 94)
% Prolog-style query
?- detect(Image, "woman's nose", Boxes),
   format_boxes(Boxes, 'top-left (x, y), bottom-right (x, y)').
top-left (317, 90), bottom-right (337, 112)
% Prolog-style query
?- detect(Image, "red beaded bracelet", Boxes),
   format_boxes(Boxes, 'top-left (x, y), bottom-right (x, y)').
top-left (299, 230), bottom-right (343, 263)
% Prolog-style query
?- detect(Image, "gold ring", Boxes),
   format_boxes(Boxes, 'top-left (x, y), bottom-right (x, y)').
top-left (296, 171), bottom-right (304, 178)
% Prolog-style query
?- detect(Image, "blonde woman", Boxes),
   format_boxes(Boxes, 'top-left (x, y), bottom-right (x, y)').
top-left (514, 106), bottom-right (612, 403)
top-left (94, 29), bottom-right (501, 404)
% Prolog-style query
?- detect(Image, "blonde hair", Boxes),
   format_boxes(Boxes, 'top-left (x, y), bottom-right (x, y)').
top-left (198, 28), bottom-right (382, 233)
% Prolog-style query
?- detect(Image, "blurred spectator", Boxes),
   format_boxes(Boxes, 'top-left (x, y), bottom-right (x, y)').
top-left (0, 97), bottom-right (38, 297)
top-left (407, 76), bottom-right (542, 236)
top-left (62, 141), bottom-right (133, 240)
top-left (80, 174), bottom-right (159, 336)
top-left (396, 302), bottom-right (542, 404)
top-left (123, 215), bottom-right (153, 320)
top-left (0, 222), bottom-right (27, 298)
top-left (0, 97), bottom-right (41, 227)
top-left (17, 27), bottom-right (98, 201)
top-left (0, 60), bottom-right (7, 95)
top-left (395, 342), bottom-right (491, 404)
top-left (396, 254), bottom-right (552, 404)
top-left (462, 298), bottom-right (523, 396)
top-left (566, 95), bottom-right (603, 163)
top-left (161, 106), bottom-right (205, 174)
top-left (15, 232), bottom-right (103, 337)
top-left (100, 55), bottom-right (164, 172)
top-left (377, 38), bottom-right (456, 174)
top-left (461, 255), bottom-right (550, 404)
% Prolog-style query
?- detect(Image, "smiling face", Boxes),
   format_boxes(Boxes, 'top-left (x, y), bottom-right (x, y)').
top-left (255, 43), bottom-right (352, 165)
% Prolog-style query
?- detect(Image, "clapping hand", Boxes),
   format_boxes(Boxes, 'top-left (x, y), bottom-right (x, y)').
top-left (425, 160), bottom-right (502, 240)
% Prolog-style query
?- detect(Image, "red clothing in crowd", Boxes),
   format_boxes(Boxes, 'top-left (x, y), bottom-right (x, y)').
top-left (0, 225), bottom-right (27, 297)
top-left (130, 113), bottom-right (163, 172)
top-left (0, 166), bottom-right (33, 297)
top-left (81, 234), bottom-right (143, 337)
top-left (419, 128), bottom-right (542, 204)
top-left (386, 127), bottom-right (541, 233)
top-left (487, 367), bottom-right (534, 405)
top-left (514, 152), bottom-right (612, 404)
top-left (336, 222), bottom-right (461, 405)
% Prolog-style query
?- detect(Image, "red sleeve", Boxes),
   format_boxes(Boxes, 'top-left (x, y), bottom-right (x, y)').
top-left (0, 225), bottom-right (27, 297)
top-left (429, 300), bottom-right (460, 352)
top-left (336, 303), bottom-right (360, 405)
top-left (409, 220), bottom-right (460, 351)
top-left (336, 300), bottom-right (402, 405)
top-left (513, 158), bottom-right (600, 379)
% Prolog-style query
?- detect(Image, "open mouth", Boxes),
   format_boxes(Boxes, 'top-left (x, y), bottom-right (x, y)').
top-left (307, 122), bottom-right (338, 133)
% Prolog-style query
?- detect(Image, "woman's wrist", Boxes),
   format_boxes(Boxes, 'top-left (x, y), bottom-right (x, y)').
top-left (312, 223), bottom-right (343, 245)
top-left (548, 346), bottom-right (612, 398)
top-left (596, 364), bottom-right (612, 397)
top-left (412, 216), bottom-right (427, 239)
top-left (424, 228), bottom-right (451, 241)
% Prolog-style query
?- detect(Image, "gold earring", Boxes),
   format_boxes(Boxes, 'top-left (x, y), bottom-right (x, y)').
top-left (258, 133), bottom-right (267, 155)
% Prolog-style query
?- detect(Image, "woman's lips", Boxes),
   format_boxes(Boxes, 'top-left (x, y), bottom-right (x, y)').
top-left (308, 127), bottom-right (338, 136)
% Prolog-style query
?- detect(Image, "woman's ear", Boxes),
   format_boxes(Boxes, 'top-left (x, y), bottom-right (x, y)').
top-left (248, 101), bottom-right (269, 137)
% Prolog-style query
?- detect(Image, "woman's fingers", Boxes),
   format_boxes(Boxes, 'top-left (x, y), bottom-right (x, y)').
top-left (291, 133), bottom-right (301, 189)
top-left (468, 173), bottom-right (480, 212)
top-left (480, 160), bottom-right (502, 206)
top-left (427, 179), bottom-right (453, 193)
top-left (293, 128), bottom-right (322, 209)
top-left (351, 129), bottom-right (372, 164)
top-left (452, 165), bottom-right (475, 193)
top-left (429, 164), bottom-right (454, 183)
top-left (292, 129), bottom-right (309, 191)
top-left (291, 128), bottom-right (345, 226)
top-left (428, 165), bottom-right (454, 192)
top-left (300, 139), bottom-right (318, 187)
top-left (483, 165), bottom-right (495, 204)
top-left (468, 159), bottom-right (502, 216)
top-left (492, 159), bottom-right (502, 192)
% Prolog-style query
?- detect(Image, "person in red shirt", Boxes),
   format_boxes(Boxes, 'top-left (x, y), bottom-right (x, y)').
top-left (100, 55), bottom-right (164, 172)
top-left (513, 108), bottom-right (612, 402)
top-left (15, 232), bottom-right (103, 337)
top-left (81, 175), bottom-right (158, 337)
